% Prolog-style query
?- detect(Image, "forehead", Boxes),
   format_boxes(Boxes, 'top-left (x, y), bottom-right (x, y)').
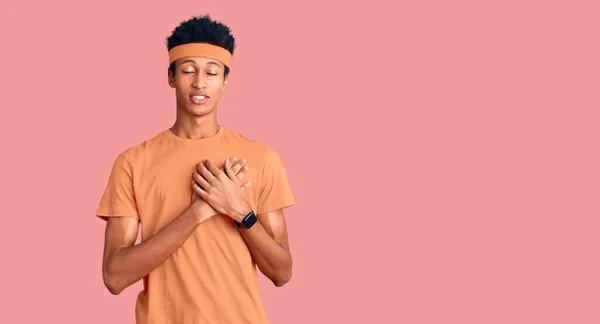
top-left (176, 56), bottom-right (224, 68)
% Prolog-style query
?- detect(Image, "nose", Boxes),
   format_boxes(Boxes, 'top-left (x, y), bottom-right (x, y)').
top-left (192, 73), bottom-right (207, 89)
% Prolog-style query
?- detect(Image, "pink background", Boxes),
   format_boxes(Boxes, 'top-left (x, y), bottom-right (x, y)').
top-left (1, 0), bottom-right (599, 323)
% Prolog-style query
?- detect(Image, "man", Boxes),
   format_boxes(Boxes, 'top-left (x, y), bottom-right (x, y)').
top-left (96, 15), bottom-right (295, 323)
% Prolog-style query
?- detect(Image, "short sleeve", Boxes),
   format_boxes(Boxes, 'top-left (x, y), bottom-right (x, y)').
top-left (96, 153), bottom-right (140, 221)
top-left (256, 146), bottom-right (295, 215)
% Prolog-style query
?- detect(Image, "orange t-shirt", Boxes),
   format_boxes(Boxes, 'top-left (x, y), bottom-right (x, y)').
top-left (96, 126), bottom-right (295, 324)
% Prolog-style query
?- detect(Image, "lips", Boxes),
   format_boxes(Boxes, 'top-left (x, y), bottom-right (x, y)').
top-left (190, 94), bottom-right (209, 104)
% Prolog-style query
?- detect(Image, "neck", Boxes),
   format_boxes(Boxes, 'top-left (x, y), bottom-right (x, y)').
top-left (170, 109), bottom-right (220, 140)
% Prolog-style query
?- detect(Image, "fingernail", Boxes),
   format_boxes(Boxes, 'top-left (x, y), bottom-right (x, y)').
top-left (233, 157), bottom-right (238, 161)
top-left (242, 158), bottom-right (247, 163)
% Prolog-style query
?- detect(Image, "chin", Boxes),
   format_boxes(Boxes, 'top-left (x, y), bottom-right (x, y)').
top-left (187, 104), bottom-right (215, 117)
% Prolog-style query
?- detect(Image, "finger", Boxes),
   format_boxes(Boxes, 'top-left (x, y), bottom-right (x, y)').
top-left (193, 172), bottom-right (210, 190)
top-left (229, 157), bottom-right (245, 175)
top-left (236, 163), bottom-right (249, 182)
top-left (240, 180), bottom-right (252, 192)
top-left (230, 158), bottom-right (248, 181)
top-left (205, 160), bottom-right (224, 180)
top-left (191, 180), bottom-right (208, 198)
top-left (197, 162), bottom-right (217, 184)
top-left (224, 158), bottom-right (237, 180)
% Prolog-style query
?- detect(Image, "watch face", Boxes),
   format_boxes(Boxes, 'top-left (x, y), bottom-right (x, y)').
top-left (243, 212), bottom-right (257, 228)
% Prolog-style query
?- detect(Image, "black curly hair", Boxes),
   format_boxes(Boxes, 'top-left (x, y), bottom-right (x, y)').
top-left (166, 15), bottom-right (236, 78)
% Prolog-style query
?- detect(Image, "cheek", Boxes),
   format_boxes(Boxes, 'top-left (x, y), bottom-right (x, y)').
top-left (209, 81), bottom-right (225, 94)
top-left (209, 78), bottom-right (224, 87)
top-left (175, 86), bottom-right (187, 97)
top-left (175, 80), bottom-right (191, 93)
top-left (174, 78), bottom-right (184, 89)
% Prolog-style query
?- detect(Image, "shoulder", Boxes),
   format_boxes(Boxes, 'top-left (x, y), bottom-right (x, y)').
top-left (114, 129), bottom-right (172, 166)
top-left (221, 127), bottom-right (276, 158)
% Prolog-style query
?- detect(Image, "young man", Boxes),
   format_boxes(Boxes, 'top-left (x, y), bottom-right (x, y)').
top-left (95, 15), bottom-right (295, 323)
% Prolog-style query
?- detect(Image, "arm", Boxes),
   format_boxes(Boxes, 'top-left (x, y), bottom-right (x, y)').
top-left (194, 159), bottom-right (294, 287)
top-left (102, 157), bottom-right (250, 295)
top-left (235, 208), bottom-right (293, 287)
top-left (102, 202), bottom-right (209, 295)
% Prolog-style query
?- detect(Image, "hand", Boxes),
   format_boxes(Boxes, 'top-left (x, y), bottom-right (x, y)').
top-left (191, 157), bottom-right (251, 223)
top-left (192, 158), bottom-right (253, 222)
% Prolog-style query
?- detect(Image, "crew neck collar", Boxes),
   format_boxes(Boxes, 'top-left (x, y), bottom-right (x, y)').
top-left (165, 125), bottom-right (225, 144)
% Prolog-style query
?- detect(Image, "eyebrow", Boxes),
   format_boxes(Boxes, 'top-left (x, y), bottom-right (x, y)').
top-left (180, 59), bottom-right (222, 67)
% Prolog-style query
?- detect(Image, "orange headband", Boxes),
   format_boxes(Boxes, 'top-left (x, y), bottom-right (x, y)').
top-left (168, 43), bottom-right (232, 68)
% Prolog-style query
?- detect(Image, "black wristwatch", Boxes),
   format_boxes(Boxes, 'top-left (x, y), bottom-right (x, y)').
top-left (234, 211), bottom-right (258, 229)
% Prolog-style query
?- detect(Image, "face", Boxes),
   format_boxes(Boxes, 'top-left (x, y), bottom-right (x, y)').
top-left (168, 56), bottom-right (228, 117)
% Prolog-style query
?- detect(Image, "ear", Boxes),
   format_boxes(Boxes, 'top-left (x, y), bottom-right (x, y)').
top-left (167, 67), bottom-right (175, 88)
top-left (222, 77), bottom-right (228, 91)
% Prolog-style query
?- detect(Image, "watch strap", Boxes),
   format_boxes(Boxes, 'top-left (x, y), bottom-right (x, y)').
top-left (235, 211), bottom-right (257, 229)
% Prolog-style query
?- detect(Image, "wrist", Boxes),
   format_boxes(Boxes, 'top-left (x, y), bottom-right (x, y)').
top-left (189, 201), bottom-right (211, 224)
top-left (234, 210), bottom-right (258, 230)
top-left (231, 201), bottom-right (252, 222)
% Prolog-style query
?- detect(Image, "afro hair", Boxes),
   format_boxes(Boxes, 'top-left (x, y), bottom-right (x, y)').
top-left (166, 15), bottom-right (236, 77)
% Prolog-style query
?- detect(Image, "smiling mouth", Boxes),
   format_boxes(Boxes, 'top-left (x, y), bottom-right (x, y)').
top-left (190, 95), bottom-right (209, 104)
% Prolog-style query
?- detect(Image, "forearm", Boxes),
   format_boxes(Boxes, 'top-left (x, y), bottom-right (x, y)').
top-left (104, 205), bottom-right (204, 294)
top-left (239, 222), bottom-right (293, 287)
